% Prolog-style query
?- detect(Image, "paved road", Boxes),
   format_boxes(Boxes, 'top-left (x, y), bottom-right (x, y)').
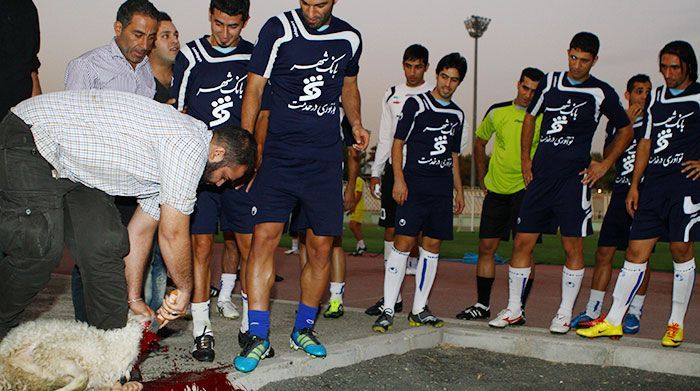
top-left (261, 345), bottom-right (700, 390)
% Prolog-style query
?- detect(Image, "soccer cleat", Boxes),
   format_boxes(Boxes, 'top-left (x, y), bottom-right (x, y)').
top-left (216, 300), bottom-right (240, 320)
top-left (209, 285), bottom-right (220, 298)
top-left (661, 323), bottom-right (683, 347)
top-left (488, 309), bottom-right (525, 328)
top-left (623, 313), bottom-right (641, 334)
top-left (233, 335), bottom-right (274, 373)
top-left (238, 330), bottom-right (250, 348)
top-left (290, 328), bottom-right (327, 358)
top-left (372, 310), bottom-right (394, 333)
top-left (570, 311), bottom-right (595, 329)
top-left (365, 297), bottom-right (402, 316)
top-left (576, 320), bottom-right (623, 339)
top-left (323, 299), bottom-right (344, 319)
top-left (456, 303), bottom-right (490, 320)
top-left (192, 332), bottom-right (215, 362)
top-left (408, 308), bottom-right (444, 328)
top-left (549, 313), bottom-right (571, 334)
top-left (350, 246), bottom-right (367, 256)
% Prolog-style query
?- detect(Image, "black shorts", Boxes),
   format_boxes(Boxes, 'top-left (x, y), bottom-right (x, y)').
top-left (378, 163), bottom-right (397, 228)
top-left (480, 189), bottom-right (539, 242)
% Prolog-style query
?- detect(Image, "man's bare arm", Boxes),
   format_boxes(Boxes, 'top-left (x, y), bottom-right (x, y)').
top-left (240, 72), bottom-right (268, 133)
top-left (341, 75), bottom-right (369, 150)
top-left (156, 204), bottom-right (192, 317)
top-left (474, 137), bottom-right (489, 192)
top-left (124, 206), bottom-right (158, 316)
top-left (30, 71), bottom-right (42, 96)
top-left (345, 148), bottom-right (360, 212)
top-left (521, 113), bottom-right (537, 186)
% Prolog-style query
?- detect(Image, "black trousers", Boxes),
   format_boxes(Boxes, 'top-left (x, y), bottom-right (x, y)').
top-left (0, 113), bottom-right (129, 338)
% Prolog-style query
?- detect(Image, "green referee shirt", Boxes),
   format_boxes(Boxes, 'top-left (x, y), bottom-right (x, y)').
top-left (476, 101), bottom-right (542, 195)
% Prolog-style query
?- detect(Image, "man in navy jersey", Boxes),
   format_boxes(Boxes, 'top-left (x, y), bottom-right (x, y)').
top-left (579, 41), bottom-right (699, 347)
top-left (234, 0), bottom-right (369, 373)
top-left (571, 75), bottom-right (653, 333)
top-left (170, 0), bottom-right (253, 362)
top-left (489, 32), bottom-right (634, 334)
top-left (372, 53), bottom-right (466, 333)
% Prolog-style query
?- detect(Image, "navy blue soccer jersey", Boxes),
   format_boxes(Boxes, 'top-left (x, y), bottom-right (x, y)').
top-left (394, 92), bottom-right (464, 195)
top-left (604, 117), bottom-right (645, 193)
top-left (247, 9), bottom-right (362, 162)
top-left (528, 71), bottom-right (630, 177)
top-left (642, 83), bottom-right (700, 185)
top-left (171, 36), bottom-right (253, 128)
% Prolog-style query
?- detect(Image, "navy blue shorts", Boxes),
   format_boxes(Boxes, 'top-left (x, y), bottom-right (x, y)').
top-left (517, 174), bottom-right (593, 237)
top-left (190, 185), bottom-right (254, 235)
top-left (249, 156), bottom-right (343, 237)
top-left (598, 190), bottom-right (632, 249)
top-left (395, 193), bottom-right (453, 241)
top-left (629, 180), bottom-right (700, 242)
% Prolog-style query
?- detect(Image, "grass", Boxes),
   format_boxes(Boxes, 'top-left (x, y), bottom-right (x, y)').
top-left (218, 223), bottom-right (696, 273)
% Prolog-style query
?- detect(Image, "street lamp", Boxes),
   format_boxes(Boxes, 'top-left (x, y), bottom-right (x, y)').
top-left (464, 15), bottom-right (491, 188)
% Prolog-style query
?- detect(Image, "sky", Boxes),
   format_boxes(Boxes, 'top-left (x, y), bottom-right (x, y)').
top-left (33, 0), bottom-right (700, 153)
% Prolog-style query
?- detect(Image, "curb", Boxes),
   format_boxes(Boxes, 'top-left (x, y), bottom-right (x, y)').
top-left (230, 323), bottom-right (700, 390)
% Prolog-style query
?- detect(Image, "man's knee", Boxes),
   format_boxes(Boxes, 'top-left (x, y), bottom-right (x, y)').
top-left (670, 242), bottom-right (694, 261)
top-left (192, 235), bottom-right (214, 262)
top-left (478, 239), bottom-right (499, 257)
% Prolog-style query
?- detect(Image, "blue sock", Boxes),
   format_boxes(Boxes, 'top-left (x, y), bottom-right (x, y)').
top-left (248, 310), bottom-right (270, 339)
top-left (294, 303), bottom-right (319, 332)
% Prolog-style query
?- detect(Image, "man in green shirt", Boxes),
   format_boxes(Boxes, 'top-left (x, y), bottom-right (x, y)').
top-left (456, 67), bottom-right (544, 321)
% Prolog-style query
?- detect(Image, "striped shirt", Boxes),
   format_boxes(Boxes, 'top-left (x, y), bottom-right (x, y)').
top-left (64, 38), bottom-right (155, 98)
top-left (11, 90), bottom-right (211, 220)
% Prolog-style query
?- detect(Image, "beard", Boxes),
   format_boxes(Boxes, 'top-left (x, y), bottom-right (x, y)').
top-left (200, 160), bottom-right (226, 186)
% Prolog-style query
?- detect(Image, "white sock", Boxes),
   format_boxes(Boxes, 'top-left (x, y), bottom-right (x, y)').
top-left (191, 300), bottom-right (212, 337)
top-left (383, 241), bottom-right (401, 303)
top-left (219, 273), bottom-right (236, 302)
top-left (608, 261), bottom-right (647, 326)
top-left (507, 267), bottom-right (531, 316)
top-left (668, 258), bottom-right (696, 328)
top-left (412, 248), bottom-right (439, 314)
top-left (383, 246), bottom-right (409, 315)
top-left (291, 238), bottom-right (299, 251)
top-left (558, 266), bottom-right (585, 318)
top-left (240, 291), bottom-right (249, 333)
top-left (628, 294), bottom-right (645, 317)
top-left (357, 240), bottom-right (366, 250)
top-left (585, 289), bottom-right (605, 318)
top-left (407, 256), bottom-right (418, 269)
top-left (330, 281), bottom-right (345, 302)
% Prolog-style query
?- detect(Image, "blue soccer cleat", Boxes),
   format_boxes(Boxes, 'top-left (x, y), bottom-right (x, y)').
top-left (233, 335), bottom-right (274, 373)
top-left (623, 313), bottom-right (641, 334)
top-left (290, 328), bottom-right (327, 358)
top-left (570, 311), bottom-right (595, 329)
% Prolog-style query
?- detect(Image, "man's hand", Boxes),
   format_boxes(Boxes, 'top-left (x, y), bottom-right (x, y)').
top-left (626, 186), bottom-right (639, 217)
top-left (681, 160), bottom-right (700, 180)
top-left (370, 177), bottom-right (381, 199)
top-left (478, 178), bottom-right (488, 195)
top-left (454, 192), bottom-right (465, 215)
top-left (157, 290), bottom-right (190, 325)
top-left (393, 178), bottom-right (408, 205)
top-left (580, 160), bottom-right (611, 187)
top-left (352, 125), bottom-right (370, 151)
top-left (128, 299), bottom-right (155, 318)
top-left (626, 103), bottom-right (644, 122)
top-left (522, 158), bottom-right (534, 187)
top-left (343, 183), bottom-right (356, 212)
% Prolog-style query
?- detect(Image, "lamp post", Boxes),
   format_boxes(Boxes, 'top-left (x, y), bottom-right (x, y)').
top-left (464, 15), bottom-right (491, 188)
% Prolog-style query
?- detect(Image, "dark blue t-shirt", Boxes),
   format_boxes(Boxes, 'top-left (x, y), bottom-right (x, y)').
top-left (604, 117), bottom-right (645, 193)
top-left (394, 92), bottom-right (464, 196)
top-left (248, 9), bottom-right (362, 162)
top-left (528, 71), bottom-right (630, 177)
top-left (171, 36), bottom-right (253, 128)
top-left (642, 83), bottom-right (700, 188)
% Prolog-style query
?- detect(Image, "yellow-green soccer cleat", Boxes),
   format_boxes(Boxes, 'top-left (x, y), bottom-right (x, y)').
top-left (408, 308), bottom-right (444, 328)
top-left (323, 299), bottom-right (344, 319)
top-left (661, 323), bottom-right (683, 347)
top-left (576, 320), bottom-right (623, 339)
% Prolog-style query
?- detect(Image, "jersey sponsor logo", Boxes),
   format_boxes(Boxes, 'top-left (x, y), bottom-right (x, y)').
top-left (541, 99), bottom-right (587, 146)
top-left (615, 140), bottom-right (637, 185)
top-left (300, 75), bottom-right (324, 102)
top-left (287, 52), bottom-right (346, 117)
top-left (649, 153), bottom-right (684, 167)
top-left (652, 110), bottom-right (694, 154)
top-left (197, 72), bottom-right (247, 127)
top-left (417, 119), bottom-right (459, 167)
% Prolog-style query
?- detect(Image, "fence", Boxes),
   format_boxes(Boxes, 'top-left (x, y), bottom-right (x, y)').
top-left (351, 183), bottom-right (612, 233)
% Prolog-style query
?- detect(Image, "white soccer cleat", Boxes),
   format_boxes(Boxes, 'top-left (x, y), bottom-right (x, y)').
top-left (405, 257), bottom-right (418, 275)
top-left (216, 300), bottom-right (240, 320)
top-left (488, 308), bottom-right (524, 328)
top-left (549, 313), bottom-right (571, 334)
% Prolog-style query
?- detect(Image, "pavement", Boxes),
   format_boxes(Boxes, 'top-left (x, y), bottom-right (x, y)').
top-left (17, 246), bottom-right (700, 389)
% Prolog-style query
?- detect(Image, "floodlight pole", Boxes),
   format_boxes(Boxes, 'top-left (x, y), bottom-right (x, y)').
top-left (464, 15), bottom-right (491, 188)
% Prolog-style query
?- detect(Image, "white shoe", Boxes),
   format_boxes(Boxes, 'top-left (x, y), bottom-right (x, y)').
top-left (488, 308), bottom-right (524, 328)
top-left (406, 257), bottom-right (418, 275)
top-left (216, 300), bottom-right (240, 320)
top-left (549, 313), bottom-right (571, 334)
top-left (284, 248), bottom-right (299, 255)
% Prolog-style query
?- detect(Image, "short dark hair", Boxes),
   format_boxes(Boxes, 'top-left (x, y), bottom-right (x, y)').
top-left (209, 0), bottom-right (250, 21)
top-left (659, 41), bottom-right (698, 83)
top-left (116, 0), bottom-right (159, 27)
top-left (212, 125), bottom-right (257, 177)
top-left (157, 11), bottom-right (172, 23)
top-left (403, 44), bottom-right (429, 65)
top-left (435, 53), bottom-right (468, 82)
top-left (520, 67), bottom-right (544, 83)
top-left (569, 32), bottom-right (600, 57)
top-left (626, 74), bottom-right (651, 93)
